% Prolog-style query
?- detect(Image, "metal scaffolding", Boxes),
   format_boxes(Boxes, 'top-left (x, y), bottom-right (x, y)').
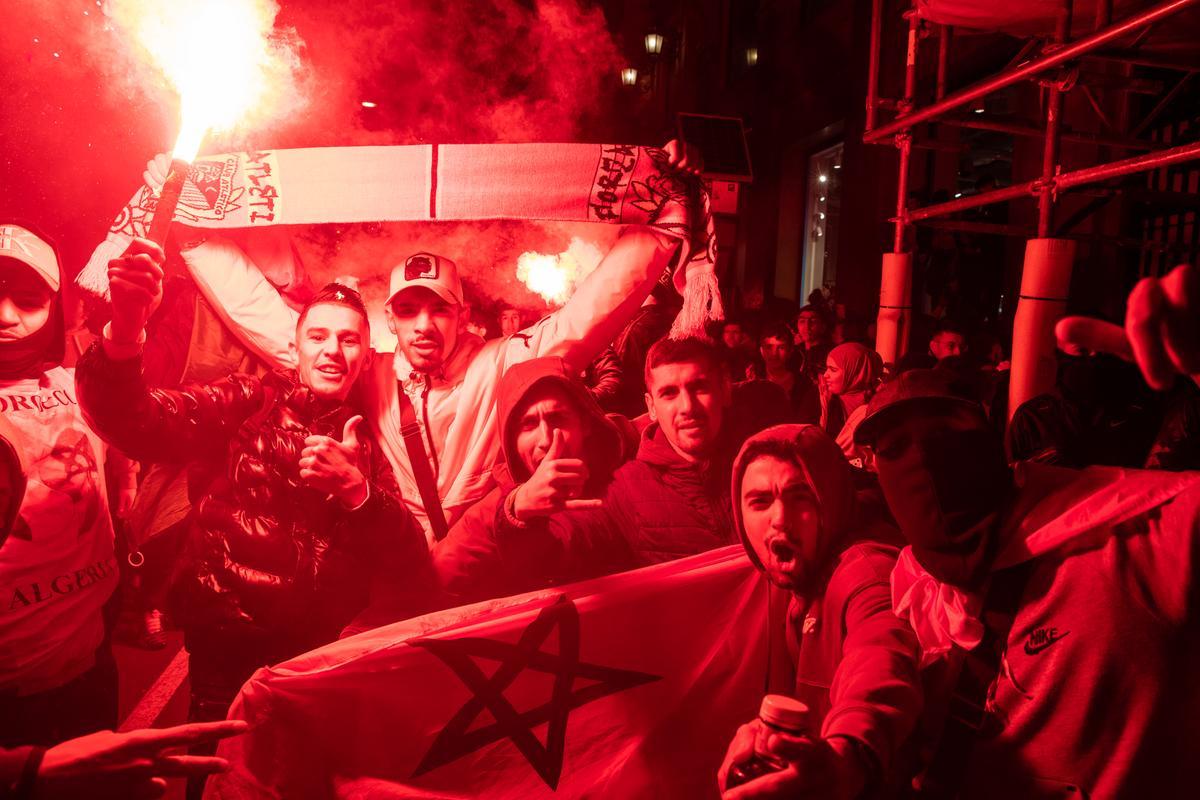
top-left (862, 0), bottom-right (1200, 418)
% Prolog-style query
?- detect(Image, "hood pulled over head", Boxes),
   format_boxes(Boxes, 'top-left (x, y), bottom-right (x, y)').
top-left (731, 424), bottom-right (854, 575)
top-left (498, 357), bottom-right (626, 485)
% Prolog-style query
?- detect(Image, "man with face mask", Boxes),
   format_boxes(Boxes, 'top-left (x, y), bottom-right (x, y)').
top-left (0, 224), bottom-right (121, 748)
top-left (75, 239), bottom-right (430, 770)
top-left (855, 368), bottom-right (1200, 798)
top-left (716, 425), bottom-right (921, 800)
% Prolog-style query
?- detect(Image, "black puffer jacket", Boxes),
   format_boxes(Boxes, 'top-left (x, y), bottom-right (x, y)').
top-left (76, 342), bottom-right (427, 648)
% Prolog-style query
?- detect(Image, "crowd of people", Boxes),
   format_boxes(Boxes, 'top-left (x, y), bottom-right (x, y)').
top-left (2, 138), bottom-right (1199, 799)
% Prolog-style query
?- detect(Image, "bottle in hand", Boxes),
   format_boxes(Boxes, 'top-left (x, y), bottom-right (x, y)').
top-left (726, 694), bottom-right (810, 789)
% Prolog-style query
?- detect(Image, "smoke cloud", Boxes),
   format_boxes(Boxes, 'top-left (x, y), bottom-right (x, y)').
top-left (295, 220), bottom-right (618, 347)
top-left (1, 0), bottom-right (627, 288)
top-left (269, 0), bottom-right (623, 148)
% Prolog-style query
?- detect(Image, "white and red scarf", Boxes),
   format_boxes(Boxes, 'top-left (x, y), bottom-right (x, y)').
top-left (79, 143), bottom-right (720, 337)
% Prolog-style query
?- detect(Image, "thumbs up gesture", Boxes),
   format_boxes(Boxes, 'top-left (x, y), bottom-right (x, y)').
top-left (300, 415), bottom-right (369, 507)
top-left (511, 429), bottom-right (604, 521)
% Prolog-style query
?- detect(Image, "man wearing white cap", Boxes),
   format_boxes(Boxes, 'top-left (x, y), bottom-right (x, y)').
top-left (171, 142), bottom-right (703, 544)
top-left (0, 224), bottom-right (121, 747)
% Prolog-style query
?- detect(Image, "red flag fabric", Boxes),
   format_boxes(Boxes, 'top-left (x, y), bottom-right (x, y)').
top-left (208, 546), bottom-right (766, 799)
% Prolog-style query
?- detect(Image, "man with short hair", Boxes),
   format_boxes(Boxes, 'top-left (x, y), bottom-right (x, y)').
top-left (722, 319), bottom-right (751, 351)
top-left (928, 321), bottom-right (968, 364)
top-left (76, 239), bottom-right (430, 751)
top-left (795, 304), bottom-right (834, 383)
top-left (717, 425), bottom-right (921, 800)
top-left (497, 305), bottom-right (523, 338)
top-left (757, 322), bottom-right (820, 423)
top-left (718, 317), bottom-right (756, 383)
top-left (854, 368), bottom-right (1200, 798)
top-left (496, 336), bottom-right (749, 577)
top-left (429, 356), bottom-right (629, 606)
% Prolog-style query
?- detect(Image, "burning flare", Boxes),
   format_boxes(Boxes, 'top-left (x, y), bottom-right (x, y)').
top-left (109, 0), bottom-right (291, 161)
top-left (516, 238), bottom-right (603, 306)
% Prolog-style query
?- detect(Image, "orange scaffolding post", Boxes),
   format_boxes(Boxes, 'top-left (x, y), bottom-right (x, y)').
top-left (1010, 0), bottom-right (1075, 417)
top-left (861, 0), bottom-right (1200, 413)
top-left (864, 0), bottom-right (1199, 144)
top-left (874, 5), bottom-right (920, 368)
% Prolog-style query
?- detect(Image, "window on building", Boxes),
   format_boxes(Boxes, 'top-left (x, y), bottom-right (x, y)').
top-left (800, 143), bottom-right (842, 302)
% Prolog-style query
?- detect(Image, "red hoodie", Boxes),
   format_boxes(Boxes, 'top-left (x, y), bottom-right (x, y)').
top-left (731, 424), bottom-right (922, 783)
top-left (430, 357), bottom-right (629, 606)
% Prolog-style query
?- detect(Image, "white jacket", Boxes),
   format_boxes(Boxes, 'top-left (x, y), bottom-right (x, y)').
top-left (182, 230), bottom-right (674, 543)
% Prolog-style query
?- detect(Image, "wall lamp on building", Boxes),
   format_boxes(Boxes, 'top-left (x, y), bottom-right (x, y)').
top-left (621, 67), bottom-right (639, 87)
top-left (645, 32), bottom-right (664, 56)
top-left (745, 47), bottom-right (759, 67)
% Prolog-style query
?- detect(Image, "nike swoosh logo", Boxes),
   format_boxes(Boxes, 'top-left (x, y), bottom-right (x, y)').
top-left (1024, 631), bottom-right (1070, 655)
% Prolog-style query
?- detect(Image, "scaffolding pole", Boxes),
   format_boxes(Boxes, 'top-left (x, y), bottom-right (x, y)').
top-left (861, 0), bottom-right (1200, 418)
top-left (864, 0), bottom-right (1199, 143)
top-left (875, 4), bottom-right (921, 368)
top-left (906, 138), bottom-right (1200, 223)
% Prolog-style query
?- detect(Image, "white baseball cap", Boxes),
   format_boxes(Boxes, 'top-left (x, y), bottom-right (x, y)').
top-left (385, 252), bottom-right (463, 308)
top-left (0, 225), bottom-right (60, 292)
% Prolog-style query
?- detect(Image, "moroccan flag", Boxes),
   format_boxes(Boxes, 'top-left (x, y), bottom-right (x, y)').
top-left (207, 546), bottom-right (766, 799)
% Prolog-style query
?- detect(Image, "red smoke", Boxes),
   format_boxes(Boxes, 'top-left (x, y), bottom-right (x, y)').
top-left (1, 0), bottom-right (627, 291)
top-left (265, 0), bottom-right (624, 148)
top-left (253, 0), bottom-right (630, 328)
top-left (295, 220), bottom-right (619, 344)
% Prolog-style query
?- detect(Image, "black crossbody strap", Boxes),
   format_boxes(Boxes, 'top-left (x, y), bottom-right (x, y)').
top-left (396, 381), bottom-right (449, 542)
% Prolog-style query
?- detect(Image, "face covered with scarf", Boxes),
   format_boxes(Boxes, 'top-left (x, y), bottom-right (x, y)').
top-left (868, 400), bottom-right (1011, 590)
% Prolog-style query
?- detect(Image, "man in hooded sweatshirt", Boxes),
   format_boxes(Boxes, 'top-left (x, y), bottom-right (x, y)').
top-left (495, 335), bottom-right (763, 578)
top-left (428, 356), bottom-right (631, 607)
top-left (716, 425), bottom-right (921, 800)
top-left (0, 224), bottom-right (121, 748)
top-left (854, 368), bottom-right (1200, 798)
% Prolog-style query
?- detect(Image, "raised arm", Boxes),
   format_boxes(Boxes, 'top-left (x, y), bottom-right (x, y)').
top-left (515, 141), bottom-right (704, 373)
top-left (76, 238), bottom-right (266, 464)
top-left (181, 235), bottom-right (300, 369)
top-left (137, 154), bottom-right (301, 369)
top-left (1058, 261), bottom-right (1200, 389)
top-left (518, 229), bottom-right (676, 374)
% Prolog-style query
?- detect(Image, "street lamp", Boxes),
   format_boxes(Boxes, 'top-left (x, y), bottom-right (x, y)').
top-left (621, 67), bottom-right (639, 87)
top-left (644, 32), bottom-right (664, 56)
top-left (745, 47), bottom-right (759, 67)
